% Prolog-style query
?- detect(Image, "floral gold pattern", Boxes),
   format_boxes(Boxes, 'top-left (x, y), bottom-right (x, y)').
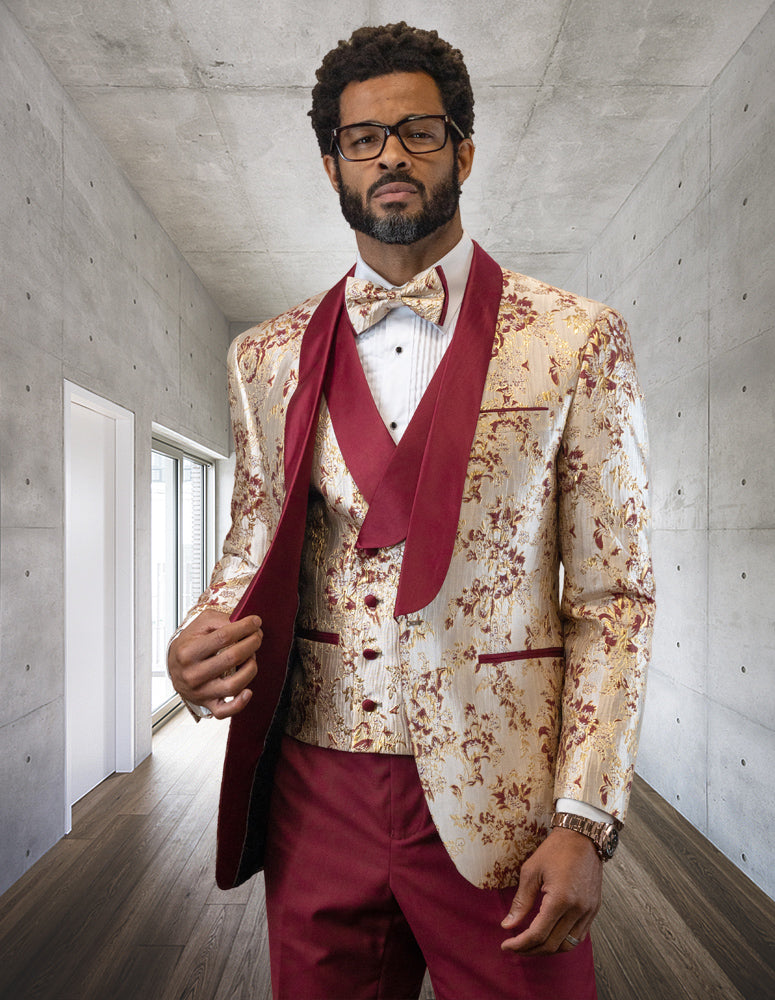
top-left (180, 268), bottom-right (654, 890)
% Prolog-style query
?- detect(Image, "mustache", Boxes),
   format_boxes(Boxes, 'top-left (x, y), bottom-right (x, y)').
top-left (367, 172), bottom-right (427, 200)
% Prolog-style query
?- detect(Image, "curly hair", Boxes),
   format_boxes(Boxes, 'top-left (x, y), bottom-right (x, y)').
top-left (310, 22), bottom-right (474, 155)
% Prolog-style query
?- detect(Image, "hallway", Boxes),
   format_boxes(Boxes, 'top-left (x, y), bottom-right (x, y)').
top-left (0, 711), bottom-right (773, 999)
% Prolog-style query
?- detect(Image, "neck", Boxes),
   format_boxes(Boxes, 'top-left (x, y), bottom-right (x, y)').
top-left (354, 213), bottom-right (464, 286)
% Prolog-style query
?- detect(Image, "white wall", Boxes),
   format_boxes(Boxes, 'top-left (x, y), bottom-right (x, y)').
top-left (569, 4), bottom-right (775, 899)
top-left (0, 1), bottom-right (231, 896)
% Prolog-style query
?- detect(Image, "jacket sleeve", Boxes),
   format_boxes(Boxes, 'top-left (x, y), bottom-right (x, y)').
top-left (555, 306), bottom-right (655, 822)
top-left (181, 332), bottom-right (280, 633)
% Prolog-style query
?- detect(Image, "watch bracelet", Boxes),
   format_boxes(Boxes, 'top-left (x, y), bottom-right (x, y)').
top-left (550, 811), bottom-right (622, 860)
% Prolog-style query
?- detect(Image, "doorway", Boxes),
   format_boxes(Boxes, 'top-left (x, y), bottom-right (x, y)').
top-left (64, 382), bottom-right (134, 831)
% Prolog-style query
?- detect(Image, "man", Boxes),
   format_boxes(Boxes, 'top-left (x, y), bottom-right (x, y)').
top-left (168, 22), bottom-right (654, 1000)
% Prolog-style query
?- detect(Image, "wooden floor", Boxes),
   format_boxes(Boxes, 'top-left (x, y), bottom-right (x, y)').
top-left (1, 711), bottom-right (774, 1000)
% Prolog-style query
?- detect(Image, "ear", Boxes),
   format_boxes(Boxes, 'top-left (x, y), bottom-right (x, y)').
top-left (322, 154), bottom-right (340, 192)
top-left (456, 137), bottom-right (475, 185)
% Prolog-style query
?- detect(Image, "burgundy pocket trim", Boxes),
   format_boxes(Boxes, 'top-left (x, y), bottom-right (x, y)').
top-left (477, 646), bottom-right (563, 664)
top-left (296, 627), bottom-right (340, 646)
top-left (479, 406), bottom-right (550, 414)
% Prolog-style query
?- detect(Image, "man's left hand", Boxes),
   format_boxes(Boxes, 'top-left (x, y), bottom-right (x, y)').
top-left (500, 828), bottom-right (603, 955)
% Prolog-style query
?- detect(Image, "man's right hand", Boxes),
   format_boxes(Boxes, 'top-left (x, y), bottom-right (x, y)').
top-left (167, 610), bottom-right (263, 719)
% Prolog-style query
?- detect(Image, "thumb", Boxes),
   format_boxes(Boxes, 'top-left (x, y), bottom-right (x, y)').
top-left (501, 864), bottom-right (540, 929)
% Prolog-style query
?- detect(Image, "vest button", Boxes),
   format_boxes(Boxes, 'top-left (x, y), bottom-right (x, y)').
top-left (361, 699), bottom-right (378, 712)
top-left (364, 594), bottom-right (378, 609)
top-left (361, 547), bottom-right (379, 558)
top-left (362, 648), bottom-right (380, 660)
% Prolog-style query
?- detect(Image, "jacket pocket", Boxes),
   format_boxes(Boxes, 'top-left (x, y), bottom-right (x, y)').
top-left (477, 646), bottom-right (563, 665)
top-left (296, 627), bottom-right (340, 646)
top-left (479, 406), bottom-right (549, 413)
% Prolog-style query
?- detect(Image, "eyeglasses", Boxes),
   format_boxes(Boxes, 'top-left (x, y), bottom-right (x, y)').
top-left (331, 114), bottom-right (466, 161)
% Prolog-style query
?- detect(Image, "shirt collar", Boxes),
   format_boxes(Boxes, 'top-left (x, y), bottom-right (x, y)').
top-left (353, 233), bottom-right (474, 333)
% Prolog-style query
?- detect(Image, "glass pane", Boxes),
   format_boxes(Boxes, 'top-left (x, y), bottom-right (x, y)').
top-left (151, 451), bottom-right (178, 712)
top-left (181, 457), bottom-right (205, 613)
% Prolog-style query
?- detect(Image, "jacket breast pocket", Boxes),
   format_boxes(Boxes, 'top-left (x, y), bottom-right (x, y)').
top-left (469, 406), bottom-right (557, 491)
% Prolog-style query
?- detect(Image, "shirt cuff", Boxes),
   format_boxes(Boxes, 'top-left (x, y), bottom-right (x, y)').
top-left (184, 699), bottom-right (213, 721)
top-left (555, 797), bottom-right (617, 826)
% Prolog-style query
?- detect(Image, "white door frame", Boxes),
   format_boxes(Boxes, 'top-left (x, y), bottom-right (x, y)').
top-left (64, 381), bottom-right (135, 832)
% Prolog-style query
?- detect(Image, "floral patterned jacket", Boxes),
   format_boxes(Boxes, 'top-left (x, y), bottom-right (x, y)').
top-left (183, 263), bottom-right (655, 889)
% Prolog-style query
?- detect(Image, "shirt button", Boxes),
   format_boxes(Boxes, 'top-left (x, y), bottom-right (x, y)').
top-left (362, 648), bottom-right (380, 660)
top-left (395, 345), bottom-right (403, 354)
top-left (364, 594), bottom-right (378, 609)
top-left (362, 699), bottom-right (378, 712)
top-left (389, 421), bottom-right (398, 430)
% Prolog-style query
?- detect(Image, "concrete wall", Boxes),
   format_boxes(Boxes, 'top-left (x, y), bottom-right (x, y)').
top-left (0, 1), bottom-right (231, 896)
top-left (569, 4), bottom-right (775, 899)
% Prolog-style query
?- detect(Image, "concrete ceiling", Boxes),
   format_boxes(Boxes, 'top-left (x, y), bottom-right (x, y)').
top-left (7, 0), bottom-right (772, 321)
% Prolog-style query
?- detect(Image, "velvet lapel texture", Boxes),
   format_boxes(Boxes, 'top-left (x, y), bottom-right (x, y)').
top-left (395, 243), bottom-right (503, 615)
top-left (216, 275), bottom-right (346, 889)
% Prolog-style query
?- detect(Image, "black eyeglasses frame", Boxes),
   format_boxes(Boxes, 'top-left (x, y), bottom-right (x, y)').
top-left (330, 113), bottom-right (466, 161)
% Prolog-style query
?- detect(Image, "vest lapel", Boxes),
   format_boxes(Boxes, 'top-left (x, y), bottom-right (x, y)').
top-left (323, 306), bottom-right (395, 503)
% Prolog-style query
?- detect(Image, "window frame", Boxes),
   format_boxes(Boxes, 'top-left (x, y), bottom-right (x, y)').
top-left (151, 438), bottom-right (215, 728)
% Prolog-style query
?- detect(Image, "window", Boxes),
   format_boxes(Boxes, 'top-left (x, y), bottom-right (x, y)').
top-left (151, 442), bottom-right (212, 725)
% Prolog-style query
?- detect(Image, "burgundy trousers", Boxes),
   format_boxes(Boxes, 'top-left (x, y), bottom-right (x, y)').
top-left (263, 737), bottom-right (597, 1000)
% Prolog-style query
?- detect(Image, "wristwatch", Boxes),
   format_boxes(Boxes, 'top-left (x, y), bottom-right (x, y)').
top-left (551, 812), bottom-right (621, 862)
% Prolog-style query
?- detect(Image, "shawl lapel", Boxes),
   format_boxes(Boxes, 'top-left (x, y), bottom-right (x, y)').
top-left (216, 276), bottom-right (345, 889)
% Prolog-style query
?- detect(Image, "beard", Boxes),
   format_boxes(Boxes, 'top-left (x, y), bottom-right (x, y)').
top-left (335, 161), bottom-right (460, 245)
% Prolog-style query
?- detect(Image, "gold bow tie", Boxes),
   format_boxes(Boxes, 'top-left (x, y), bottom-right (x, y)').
top-left (345, 266), bottom-right (448, 334)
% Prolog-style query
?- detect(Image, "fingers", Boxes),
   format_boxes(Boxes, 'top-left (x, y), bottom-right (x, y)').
top-left (203, 684), bottom-right (254, 721)
top-left (501, 861), bottom-right (540, 934)
top-left (500, 830), bottom-right (603, 955)
top-left (187, 654), bottom-right (260, 705)
top-left (558, 924), bottom-right (588, 953)
top-left (504, 897), bottom-right (592, 955)
top-left (182, 626), bottom-right (263, 691)
top-left (168, 613), bottom-right (263, 710)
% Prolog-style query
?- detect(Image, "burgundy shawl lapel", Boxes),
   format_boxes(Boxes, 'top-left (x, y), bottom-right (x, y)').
top-left (395, 243), bottom-right (503, 615)
top-left (216, 276), bottom-right (345, 889)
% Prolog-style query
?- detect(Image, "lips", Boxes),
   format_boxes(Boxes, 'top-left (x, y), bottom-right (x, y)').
top-left (371, 182), bottom-right (418, 201)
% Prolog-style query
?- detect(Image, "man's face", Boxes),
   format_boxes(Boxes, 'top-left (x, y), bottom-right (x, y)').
top-left (323, 72), bottom-right (473, 246)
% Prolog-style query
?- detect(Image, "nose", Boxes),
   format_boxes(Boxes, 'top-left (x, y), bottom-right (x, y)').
top-left (378, 132), bottom-right (410, 171)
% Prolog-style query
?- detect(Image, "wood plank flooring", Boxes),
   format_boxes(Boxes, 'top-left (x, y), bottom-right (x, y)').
top-left (1, 710), bottom-right (773, 999)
